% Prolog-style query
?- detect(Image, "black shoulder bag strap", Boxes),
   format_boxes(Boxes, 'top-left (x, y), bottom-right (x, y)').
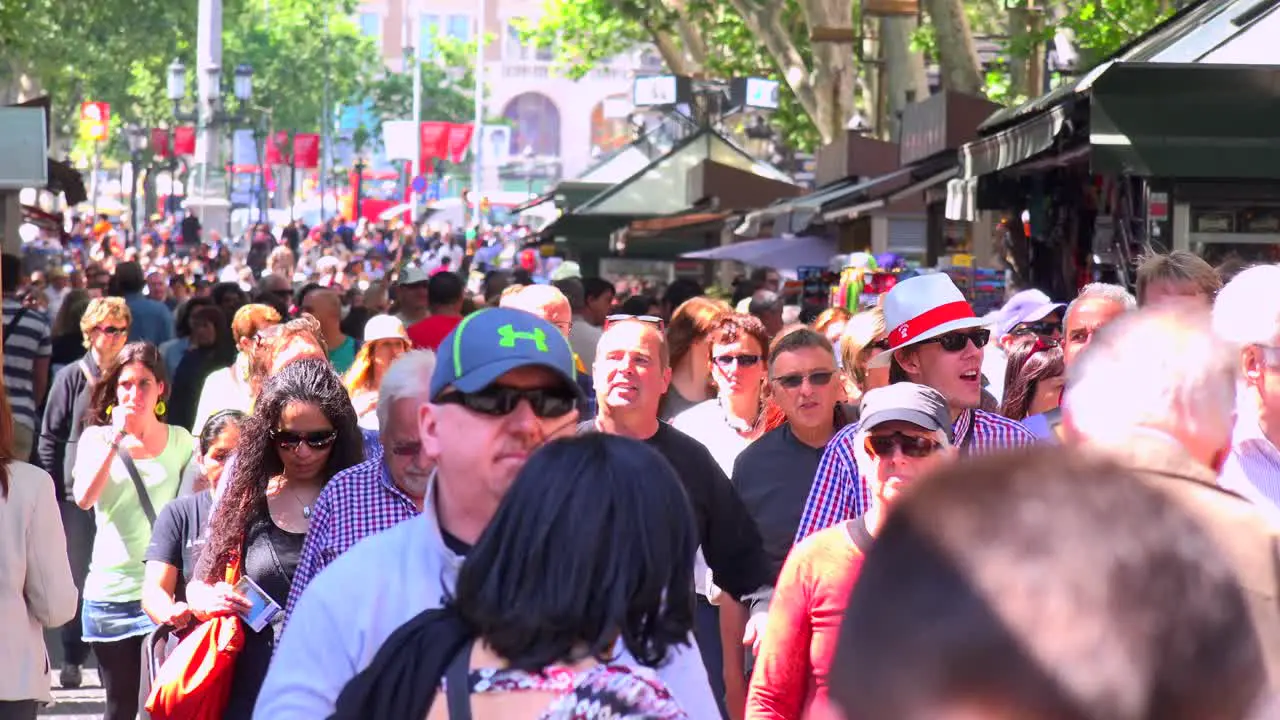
top-left (444, 639), bottom-right (475, 720)
top-left (118, 444), bottom-right (158, 527)
top-left (3, 306), bottom-right (29, 344)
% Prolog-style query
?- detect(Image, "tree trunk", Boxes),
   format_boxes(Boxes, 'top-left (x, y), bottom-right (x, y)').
top-left (880, 15), bottom-right (929, 140)
top-left (798, 0), bottom-right (859, 144)
top-left (1008, 6), bottom-right (1031, 96)
top-left (922, 0), bottom-right (984, 95)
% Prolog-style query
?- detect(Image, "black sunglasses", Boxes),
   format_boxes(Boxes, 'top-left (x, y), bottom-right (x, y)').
top-left (1010, 321), bottom-right (1061, 337)
top-left (713, 353), bottom-right (762, 368)
top-left (773, 370), bottom-right (836, 389)
top-left (436, 385), bottom-right (577, 419)
top-left (864, 432), bottom-right (942, 459)
top-left (272, 429), bottom-right (338, 451)
top-left (96, 326), bottom-right (128, 336)
top-left (920, 329), bottom-right (990, 353)
top-left (388, 441), bottom-right (423, 458)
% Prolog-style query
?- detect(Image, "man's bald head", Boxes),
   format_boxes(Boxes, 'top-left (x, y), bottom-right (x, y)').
top-left (500, 284), bottom-right (572, 337)
top-left (302, 287), bottom-right (343, 325)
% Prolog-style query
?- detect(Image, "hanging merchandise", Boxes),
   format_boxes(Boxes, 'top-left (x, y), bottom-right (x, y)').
top-left (829, 252), bottom-right (880, 312)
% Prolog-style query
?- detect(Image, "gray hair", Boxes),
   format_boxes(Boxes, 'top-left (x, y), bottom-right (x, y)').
top-left (377, 350), bottom-right (436, 431)
top-left (1065, 283), bottom-right (1136, 325)
top-left (1065, 307), bottom-right (1235, 449)
top-left (1213, 264), bottom-right (1280, 349)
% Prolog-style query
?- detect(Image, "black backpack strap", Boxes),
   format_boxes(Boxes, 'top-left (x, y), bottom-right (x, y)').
top-left (444, 639), bottom-right (475, 720)
top-left (118, 445), bottom-right (157, 527)
top-left (3, 306), bottom-right (29, 344)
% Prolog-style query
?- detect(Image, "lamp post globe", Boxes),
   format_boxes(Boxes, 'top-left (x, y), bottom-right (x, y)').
top-left (234, 64), bottom-right (253, 102)
top-left (203, 64), bottom-right (222, 102)
top-left (167, 60), bottom-right (186, 102)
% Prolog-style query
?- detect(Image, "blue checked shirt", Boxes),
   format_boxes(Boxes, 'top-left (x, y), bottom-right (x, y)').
top-left (794, 408), bottom-right (1037, 542)
top-left (284, 458), bottom-right (420, 624)
top-left (1219, 414), bottom-right (1280, 527)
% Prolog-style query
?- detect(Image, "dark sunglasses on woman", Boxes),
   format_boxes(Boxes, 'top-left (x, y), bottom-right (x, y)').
top-left (921, 329), bottom-right (990, 353)
top-left (773, 370), bottom-right (835, 389)
top-left (272, 429), bottom-right (338, 451)
top-left (1010, 321), bottom-right (1061, 338)
top-left (713, 353), bottom-right (762, 368)
top-left (436, 384), bottom-right (578, 419)
top-left (864, 432), bottom-right (942, 459)
top-left (96, 326), bottom-right (128, 336)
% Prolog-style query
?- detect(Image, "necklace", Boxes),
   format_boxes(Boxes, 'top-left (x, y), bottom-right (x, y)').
top-left (288, 486), bottom-right (312, 520)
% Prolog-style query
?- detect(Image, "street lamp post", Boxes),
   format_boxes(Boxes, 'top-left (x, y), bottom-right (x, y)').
top-left (522, 145), bottom-right (535, 198)
top-left (167, 59), bottom-right (254, 236)
top-left (124, 125), bottom-right (150, 246)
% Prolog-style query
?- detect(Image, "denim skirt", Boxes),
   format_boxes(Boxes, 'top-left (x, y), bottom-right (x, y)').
top-left (81, 599), bottom-right (156, 643)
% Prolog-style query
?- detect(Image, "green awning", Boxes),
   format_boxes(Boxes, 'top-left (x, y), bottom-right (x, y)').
top-left (1089, 63), bottom-right (1280, 178)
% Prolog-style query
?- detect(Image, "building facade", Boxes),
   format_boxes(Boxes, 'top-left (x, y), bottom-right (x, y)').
top-left (354, 0), bottom-right (663, 183)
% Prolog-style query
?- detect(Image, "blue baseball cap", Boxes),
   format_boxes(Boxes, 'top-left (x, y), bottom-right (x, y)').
top-left (430, 307), bottom-right (583, 401)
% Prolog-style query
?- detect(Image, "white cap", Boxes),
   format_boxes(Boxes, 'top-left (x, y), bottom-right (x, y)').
top-left (363, 314), bottom-right (409, 343)
top-left (399, 266), bottom-right (429, 285)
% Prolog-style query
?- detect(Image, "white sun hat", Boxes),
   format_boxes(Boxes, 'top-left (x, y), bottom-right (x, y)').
top-left (868, 273), bottom-right (987, 368)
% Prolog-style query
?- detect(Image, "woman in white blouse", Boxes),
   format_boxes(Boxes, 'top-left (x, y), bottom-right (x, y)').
top-left (0, 386), bottom-right (77, 720)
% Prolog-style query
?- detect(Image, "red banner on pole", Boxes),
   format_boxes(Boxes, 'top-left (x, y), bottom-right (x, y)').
top-left (172, 126), bottom-right (196, 155)
top-left (150, 129), bottom-right (170, 159)
top-left (265, 131), bottom-right (291, 165)
top-left (293, 133), bottom-right (321, 169)
top-left (80, 102), bottom-right (110, 141)
top-left (420, 121), bottom-right (451, 163)
top-left (446, 123), bottom-right (475, 164)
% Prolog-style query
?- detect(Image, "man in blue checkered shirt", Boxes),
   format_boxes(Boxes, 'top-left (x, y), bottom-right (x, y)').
top-left (796, 274), bottom-right (1036, 541)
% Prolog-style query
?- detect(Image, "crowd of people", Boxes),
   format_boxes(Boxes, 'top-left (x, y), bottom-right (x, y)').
top-left (4, 224), bottom-right (1280, 720)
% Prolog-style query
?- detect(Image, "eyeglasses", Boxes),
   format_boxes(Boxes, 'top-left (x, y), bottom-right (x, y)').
top-left (713, 353), bottom-right (762, 368)
top-left (773, 370), bottom-right (836, 389)
top-left (272, 429), bottom-right (338, 451)
top-left (1010, 321), bottom-right (1061, 338)
top-left (436, 385), bottom-right (577, 419)
top-left (605, 314), bottom-right (665, 332)
top-left (388, 441), bottom-right (423, 457)
top-left (864, 432), bottom-right (942, 459)
top-left (95, 326), bottom-right (128, 336)
top-left (868, 338), bottom-right (891, 351)
top-left (920, 329), bottom-right (990, 353)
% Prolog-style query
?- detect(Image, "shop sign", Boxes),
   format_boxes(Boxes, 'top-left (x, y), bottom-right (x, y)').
top-left (1148, 192), bottom-right (1169, 221)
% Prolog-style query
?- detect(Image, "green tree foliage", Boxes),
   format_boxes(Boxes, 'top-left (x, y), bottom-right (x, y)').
top-left (366, 37), bottom-right (477, 132)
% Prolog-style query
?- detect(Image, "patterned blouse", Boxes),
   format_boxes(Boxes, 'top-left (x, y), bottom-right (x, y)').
top-left (450, 663), bottom-right (687, 719)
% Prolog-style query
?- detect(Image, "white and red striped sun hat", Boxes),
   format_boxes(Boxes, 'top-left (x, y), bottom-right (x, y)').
top-left (868, 273), bottom-right (986, 368)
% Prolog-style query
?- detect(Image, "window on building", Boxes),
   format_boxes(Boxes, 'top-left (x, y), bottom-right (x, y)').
top-left (445, 14), bottom-right (471, 42)
top-left (418, 13), bottom-right (440, 58)
top-left (504, 22), bottom-right (527, 60)
top-left (358, 12), bottom-right (380, 39)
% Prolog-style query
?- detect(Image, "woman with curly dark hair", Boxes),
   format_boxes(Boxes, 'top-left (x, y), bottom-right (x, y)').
top-left (185, 358), bottom-right (363, 718)
top-left (71, 342), bottom-right (194, 720)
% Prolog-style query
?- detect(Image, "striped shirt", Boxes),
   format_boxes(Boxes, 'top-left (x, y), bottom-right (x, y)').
top-left (3, 298), bottom-right (52, 431)
top-left (1219, 414), bottom-right (1280, 527)
top-left (284, 457), bottom-right (419, 624)
top-left (794, 408), bottom-right (1036, 542)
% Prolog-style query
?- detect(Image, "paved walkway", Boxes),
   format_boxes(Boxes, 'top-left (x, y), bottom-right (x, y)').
top-left (40, 629), bottom-right (105, 718)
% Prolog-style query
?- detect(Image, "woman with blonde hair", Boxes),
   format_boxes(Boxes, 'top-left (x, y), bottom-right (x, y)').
top-left (0, 385), bottom-right (77, 720)
top-left (661, 296), bottom-right (731, 421)
top-left (344, 314), bottom-right (413, 429)
top-left (838, 308), bottom-right (891, 415)
top-left (812, 307), bottom-right (852, 346)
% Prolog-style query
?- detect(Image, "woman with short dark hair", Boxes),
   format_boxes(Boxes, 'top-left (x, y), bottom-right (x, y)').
top-left (333, 433), bottom-right (698, 719)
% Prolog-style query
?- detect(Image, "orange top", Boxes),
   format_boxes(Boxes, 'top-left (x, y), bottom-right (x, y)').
top-left (746, 520), bottom-right (868, 720)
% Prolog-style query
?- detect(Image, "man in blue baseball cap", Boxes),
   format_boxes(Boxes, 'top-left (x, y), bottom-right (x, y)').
top-left (258, 308), bottom-right (722, 719)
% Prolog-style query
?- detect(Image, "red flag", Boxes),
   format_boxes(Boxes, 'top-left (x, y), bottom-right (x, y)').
top-left (150, 129), bottom-right (170, 159)
top-left (265, 131), bottom-right (291, 165)
top-left (446, 123), bottom-right (475, 163)
top-left (172, 126), bottom-right (196, 155)
top-left (293, 133), bottom-right (320, 169)
top-left (420, 122), bottom-right (450, 162)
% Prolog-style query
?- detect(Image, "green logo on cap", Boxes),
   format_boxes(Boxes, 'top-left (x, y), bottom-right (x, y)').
top-left (497, 324), bottom-right (549, 352)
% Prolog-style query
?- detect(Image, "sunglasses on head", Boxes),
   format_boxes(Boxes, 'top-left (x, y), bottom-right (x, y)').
top-left (921, 329), bottom-right (990, 353)
top-left (436, 384), bottom-right (577, 419)
top-left (713, 353), bottom-right (762, 369)
top-left (772, 370), bottom-right (836, 389)
top-left (272, 429), bottom-right (338, 451)
top-left (864, 432), bottom-right (942, 459)
top-left (1011, 321), bottom-right (1061, 337)
top-left (605, 314), bottom-right (665, 332)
